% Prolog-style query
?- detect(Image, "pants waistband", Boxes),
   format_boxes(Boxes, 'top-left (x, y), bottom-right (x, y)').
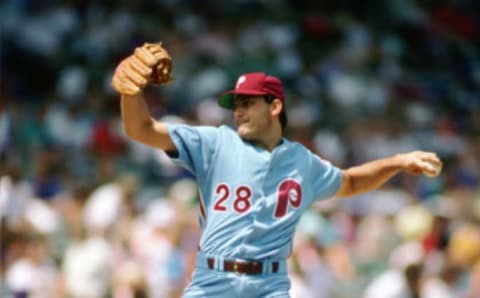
top-left (196, 251), bottom-right (287, 275)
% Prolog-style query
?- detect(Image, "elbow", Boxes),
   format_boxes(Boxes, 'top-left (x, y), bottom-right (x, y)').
top-left (336, 170), bottom-right (355, 198)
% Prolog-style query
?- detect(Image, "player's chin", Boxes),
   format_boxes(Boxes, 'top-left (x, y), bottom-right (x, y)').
top-left (237, 125), bottom-right (254, 139)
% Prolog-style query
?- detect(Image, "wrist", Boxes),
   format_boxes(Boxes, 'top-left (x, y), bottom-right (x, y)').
top-left (122, 90), bottom-right (144, 99)
top-left (392, 153), bottom-right (407, 171)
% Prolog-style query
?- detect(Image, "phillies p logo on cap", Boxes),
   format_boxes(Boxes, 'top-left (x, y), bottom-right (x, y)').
top-left (236, 76), bottom-right (247, 89)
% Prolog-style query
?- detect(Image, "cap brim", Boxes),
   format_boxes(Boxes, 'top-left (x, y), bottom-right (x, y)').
top-left (218, 90), bottom-right (268, 109)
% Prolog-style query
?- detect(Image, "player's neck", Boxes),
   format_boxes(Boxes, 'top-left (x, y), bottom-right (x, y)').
top-left (254, 126), bottom-right (283, 152)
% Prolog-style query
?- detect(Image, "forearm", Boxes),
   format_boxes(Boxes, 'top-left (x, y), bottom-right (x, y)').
top-left (336, 151), bottom-right (441, 198)
top-left (121, 92), bottom-right (152, 137)
top-left (121, 92), bottom-right (174, 150)
top-left (337, 155), bottom-right (402, 198)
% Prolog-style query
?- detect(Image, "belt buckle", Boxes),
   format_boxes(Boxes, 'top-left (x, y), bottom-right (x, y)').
top-left (233, 262), bottom-right (239, 273)
top-left (233, 259), bottom-right (246, 273)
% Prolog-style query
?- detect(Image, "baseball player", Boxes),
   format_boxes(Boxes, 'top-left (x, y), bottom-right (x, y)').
top-left (112, 43), bottom-right (442, 298)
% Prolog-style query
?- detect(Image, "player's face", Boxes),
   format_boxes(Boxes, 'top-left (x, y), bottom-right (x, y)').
top-left (233, 95), bottom-right (273, 140)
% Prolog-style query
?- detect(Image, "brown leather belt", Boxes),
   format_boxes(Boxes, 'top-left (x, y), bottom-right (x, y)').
top-left (207, 257), bottom-right (279, 275)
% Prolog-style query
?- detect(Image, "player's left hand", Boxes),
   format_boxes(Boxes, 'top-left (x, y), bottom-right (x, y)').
top-left (112, 42), bottom-right (173, 96)
top-left (396, 151), bottom-right (442, 177)
top-left (142, 42), bottom-right (174, 84)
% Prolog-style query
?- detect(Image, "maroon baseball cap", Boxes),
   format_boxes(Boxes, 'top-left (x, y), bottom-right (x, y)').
top-left (218, 72), bottom-right (285, 109)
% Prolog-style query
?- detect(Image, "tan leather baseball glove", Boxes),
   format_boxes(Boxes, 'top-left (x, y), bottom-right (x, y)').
top-left (112, 42), bottom-right (173, 96)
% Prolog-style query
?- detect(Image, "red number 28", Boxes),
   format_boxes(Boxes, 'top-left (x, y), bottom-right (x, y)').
top-left (213, 184), bottom-right (252, 214)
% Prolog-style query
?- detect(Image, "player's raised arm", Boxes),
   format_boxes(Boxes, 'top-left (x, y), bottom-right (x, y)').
top-left (112, 42), bottom-right (177, 152)
top-left (335, 150), bottom-right (442, 198)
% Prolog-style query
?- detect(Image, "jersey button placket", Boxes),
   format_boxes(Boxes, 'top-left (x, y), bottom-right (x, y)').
top-left (260, 154), bottom-right (275, 208)
top-left (266, 152), bottom-right (276, 176)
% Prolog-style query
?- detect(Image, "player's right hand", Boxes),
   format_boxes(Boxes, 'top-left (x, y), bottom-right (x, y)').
top-left (112, 42), bottom-right (172, 96)
top-left (397, 150), bottom-right (442, 177)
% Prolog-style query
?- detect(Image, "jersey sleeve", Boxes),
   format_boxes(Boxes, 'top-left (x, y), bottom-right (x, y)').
top-left (166, 124), bottom-right (220, 176)
top-left (309, 153), bottom-right (342, 201)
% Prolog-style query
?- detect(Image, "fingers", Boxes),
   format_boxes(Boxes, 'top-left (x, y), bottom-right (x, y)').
top-left (411, 151), bottom-right (442, 177)
top-left (398, 150), bottom-right (443, 177)
top-left (138, 42), bottom-right (171, 66)
top-left (144, 43), bottom-right (171, 68)
top-left (141, 42), bottom-right (173, 84)
top-left (144, 42), bottom-right (169, 57)
top-left (417, 151), bottom-right (442, 168)
top-left (134, 46), bottom-right (159, 67)
top-left (124, 65), bottom-right (148, 87)
top-left (421, 160), bottom-right (441, 177)
top-left (112, 73), bottom-right (139, 96)
top-left (112, 42), bottom-right (173, 94)
top-left (129, 55), bottom-right (152, 77)
top-left (112, 58), bottom-right (147, 95)
top-left (144, 41), bottom-right (162, 50)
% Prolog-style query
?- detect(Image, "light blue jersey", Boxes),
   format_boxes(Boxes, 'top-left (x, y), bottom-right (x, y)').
top-left (167, 124), bottom-right (342, 297)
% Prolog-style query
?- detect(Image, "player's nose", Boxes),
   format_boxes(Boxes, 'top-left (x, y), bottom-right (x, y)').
top-left (233, 107), bottom-right (245, 119)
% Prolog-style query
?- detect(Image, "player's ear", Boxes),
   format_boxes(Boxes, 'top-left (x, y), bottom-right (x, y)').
top-left (270, 98), bottom-right (283, 117)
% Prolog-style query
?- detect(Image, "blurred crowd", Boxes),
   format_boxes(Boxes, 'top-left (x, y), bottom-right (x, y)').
top-left (1, 0), bottom-right (480, 297)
